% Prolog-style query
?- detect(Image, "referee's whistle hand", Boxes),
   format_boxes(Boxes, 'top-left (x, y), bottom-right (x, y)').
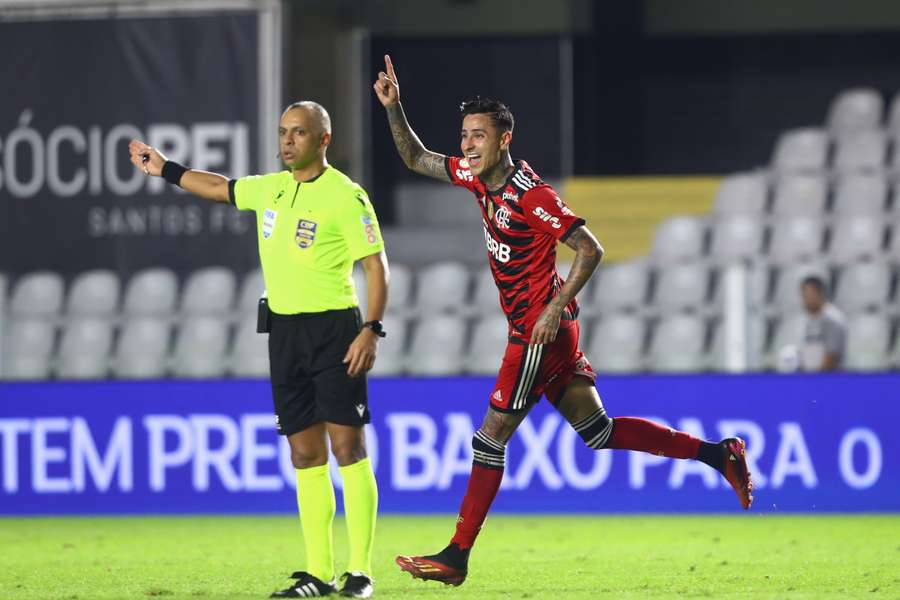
top-left (344, 329), bottom-right (379, 377)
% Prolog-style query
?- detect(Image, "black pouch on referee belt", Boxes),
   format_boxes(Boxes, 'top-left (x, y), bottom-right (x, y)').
top-left (256, 296), bottom-right (271, 333)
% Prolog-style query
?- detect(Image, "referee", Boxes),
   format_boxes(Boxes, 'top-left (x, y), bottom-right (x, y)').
top-left (129, 101), bottom-right (386, 599)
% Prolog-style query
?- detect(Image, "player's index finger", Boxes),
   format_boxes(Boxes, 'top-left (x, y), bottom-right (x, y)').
top-left (385, 54), bottom-right (396, 80)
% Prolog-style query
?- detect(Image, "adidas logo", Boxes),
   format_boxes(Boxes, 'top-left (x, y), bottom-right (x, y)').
top-left (729, 454), bottom-right (737, 461)
top-left (492, 390), bottom-right (502, 402)
top-left (355, 404), bottom-right (366, 418)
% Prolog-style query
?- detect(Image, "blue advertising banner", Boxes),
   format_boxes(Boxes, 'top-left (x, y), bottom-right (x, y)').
top-left (0, 375), bottom-right (897, 515)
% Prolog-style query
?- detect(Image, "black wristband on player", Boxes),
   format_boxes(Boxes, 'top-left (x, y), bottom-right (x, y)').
top-left (162, 161), bottom-right (189, 187)
top-left (362, 320), bottom-right (386, 338)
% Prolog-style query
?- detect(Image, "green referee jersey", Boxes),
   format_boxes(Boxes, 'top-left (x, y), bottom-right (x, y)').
top-left (229, 167), bottom-right (384, 315)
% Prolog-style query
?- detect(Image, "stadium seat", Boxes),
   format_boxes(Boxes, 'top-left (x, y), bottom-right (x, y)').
top-left (585, 259), bottom-right (649, 315)
top-left (767, 217), bottom-right (825, 263)
top-left (405, 315), bottom-right (466, 375)
top-left (113, 317), bottom-right (171, 379)
top-left (884, 91), bottom-right (900, 138)
top-left (385, 263), bottom-right (413, 315)
top-left (832, 129), bottom-right (887, 173)
top-left (771, 128), bottom-right (828, 173)
top-left (237, 269), bottom-right (265, 313)
top-left (651, 262), bottom-right (709, 313)
top-left (123, 268), bottom-right (178, 317)
top-left (650, 216), bottom-right (706, 263)
top-left (10, 271), bottom-right (64, 318)
top-left (828, 216), bottom-right (885, 263)
top-left (464, 314), bottom-right (508, 375)
top-left (413, 261), bottom-right (470, 314)
top-left (1, 319), bottom-right (55, 380)
top-left (833, 261), bottom-right (892, 313)
top-left (369, 315), bottom-right (409, 376)
top-left (708, 313), bottom-right (767, 371)
top-left (885, 221), bottom-right (900, 264)
top-left (844, 312), bottom-right (891, 371)
top-left (587, 314), bottom-right (645, 373)
top-left (708, 215), bottom-right (765, 261)
top-left (56, 318), bottom-right (114, 379)
top-left (181, 267), bottom-right (236, 315)
top-left (712, 172), bottom-right (768, 216)
top-left (228, 318), bottom-right (269, 378)
top-left (66, 270), bottom-right (120, 317)
top-left (771, 175), bottom-right (827, 217)
top-left (767, 313), bottom-right (807, 370)
top-left (826, 88), bottom-right (884, 138)
top-left (769, 262), bottom-right (830, 315)
top-left (468, 267), bottom-right (501, 316)
top-left (647, 314), bottom-right (707, 372)
top-left (172, 317), bottom-right (229, 378)
top-left (832, 174), bottom-right (887, 216)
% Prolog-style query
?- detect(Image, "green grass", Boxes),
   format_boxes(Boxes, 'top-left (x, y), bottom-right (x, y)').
top-left (1, 515), bottom-right (898, 599)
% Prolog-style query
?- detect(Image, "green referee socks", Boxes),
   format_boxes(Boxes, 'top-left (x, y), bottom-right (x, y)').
top-left (295, 464), bottom-right (336, 582)
top-left (340, 457), bottom-right (378, 575)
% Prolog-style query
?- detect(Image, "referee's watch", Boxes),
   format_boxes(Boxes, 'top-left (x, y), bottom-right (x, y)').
top-left (362, 320), bottom-right (386, 338)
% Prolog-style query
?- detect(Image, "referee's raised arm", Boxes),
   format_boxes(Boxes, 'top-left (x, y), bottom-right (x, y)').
top-left (374, 54), bottom-right (449, 182)
top-left (128, 138), bottom-right (230, 203)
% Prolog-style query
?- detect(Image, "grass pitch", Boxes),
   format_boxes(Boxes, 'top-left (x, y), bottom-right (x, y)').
top-left (1, 514), bottom-right (898, 599)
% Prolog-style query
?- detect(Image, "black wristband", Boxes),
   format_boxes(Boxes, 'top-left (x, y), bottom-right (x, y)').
top-left (162, 161), bottom-right (189, 187)
top-left (362, 320), bottom-right (386, 338)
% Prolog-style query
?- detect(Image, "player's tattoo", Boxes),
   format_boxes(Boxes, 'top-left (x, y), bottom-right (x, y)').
top-left (552, 226), bottom-right (603, 309)
top-left (386, 104), bottom-right (449, 181)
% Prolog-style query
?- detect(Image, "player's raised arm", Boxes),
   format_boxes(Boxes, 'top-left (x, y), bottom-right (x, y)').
top-left (128, 139), bottom-right (230, 203)
top-left (373, 54), bottom-right (449, 182)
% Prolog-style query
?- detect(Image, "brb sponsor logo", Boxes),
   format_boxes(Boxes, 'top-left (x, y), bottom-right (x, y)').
top-left (532, 206), bottom-right (561, 229)
top-left (483, 223), bottom-right (511, 263)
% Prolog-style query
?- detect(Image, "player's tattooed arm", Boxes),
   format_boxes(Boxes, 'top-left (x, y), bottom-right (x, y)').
top-left (554, 226), bottom-right (604, 309)
top-left (531, 226), bottom-right (603, 345)
top-left (385, 104), bottom-right (450, 181)
top-left (374, 54), bottom-right (449, 181)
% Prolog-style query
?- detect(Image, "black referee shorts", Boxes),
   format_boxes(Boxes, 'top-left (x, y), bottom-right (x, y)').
top-left (267, 307), bottom-right (370, 436)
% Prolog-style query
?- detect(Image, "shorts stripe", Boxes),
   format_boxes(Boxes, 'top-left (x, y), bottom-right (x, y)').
top-left (512, 344), bottom-right (543, 410)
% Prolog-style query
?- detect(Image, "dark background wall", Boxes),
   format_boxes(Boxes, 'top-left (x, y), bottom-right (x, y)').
top-left (284, 0), bottom-right (900, 223)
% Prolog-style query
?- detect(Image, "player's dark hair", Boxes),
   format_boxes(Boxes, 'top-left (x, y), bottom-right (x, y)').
top-left (801, 275), bottom-right (828, 295)
top-left (459, 97), bottom-right (515, 133)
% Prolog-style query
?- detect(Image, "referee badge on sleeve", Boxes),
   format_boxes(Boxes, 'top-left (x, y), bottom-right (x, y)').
top-left (361, 215), bottom-right (378, 244)
top-left (262, 209), bottom-right (277, 239)
top-left (295, 219), bottom-right (318, 248)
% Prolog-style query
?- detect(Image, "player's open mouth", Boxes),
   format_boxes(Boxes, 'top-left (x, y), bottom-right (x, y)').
top-left (282, 151), bottom-right (294, 160)
top-left (467, 154), bottom-right (482, 168)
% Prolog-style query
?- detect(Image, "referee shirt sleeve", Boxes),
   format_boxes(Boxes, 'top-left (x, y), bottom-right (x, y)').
top-left (231, 174), bottom-right (273, 211)
top-left (341, 188), bottom-right (385, 261)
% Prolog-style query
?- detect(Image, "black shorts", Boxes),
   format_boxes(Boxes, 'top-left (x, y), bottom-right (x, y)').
top-left (268, 307), bottom-right (370, 436)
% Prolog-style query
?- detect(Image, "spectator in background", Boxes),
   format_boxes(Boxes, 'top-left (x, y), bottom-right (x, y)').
top-left (799, 274), bottom-right (846, 371)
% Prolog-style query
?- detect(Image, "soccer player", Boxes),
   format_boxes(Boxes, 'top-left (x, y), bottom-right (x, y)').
top-left (129, 102), bottom-right (383, 598)
top-left (373, 55), bottom-right (753, 587)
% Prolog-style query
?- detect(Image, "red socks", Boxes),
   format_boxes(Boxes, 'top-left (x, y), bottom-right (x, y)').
top-left (607, 416), bottom-right (701, 459)
top-left (450, 463), bottom-right (504, 549)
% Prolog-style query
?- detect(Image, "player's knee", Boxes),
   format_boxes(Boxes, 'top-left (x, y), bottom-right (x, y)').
top-left (330, 437), bottom-right (367, 466)
top-left (290, 446), bottom-right (328, 469)
top-left (573, 409), bottom-right (614, 450)
top-left (472, 429), bottom-right (506, 470)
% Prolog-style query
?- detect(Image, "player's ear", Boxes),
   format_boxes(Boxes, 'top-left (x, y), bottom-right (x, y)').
top-left (319, 131), bottom-right (332, 150)
top-left (499, 130), bottom-right (512, 150)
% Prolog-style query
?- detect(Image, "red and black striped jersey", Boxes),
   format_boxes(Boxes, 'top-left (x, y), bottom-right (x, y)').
top-left (445, 157), bottom-right (585, 341)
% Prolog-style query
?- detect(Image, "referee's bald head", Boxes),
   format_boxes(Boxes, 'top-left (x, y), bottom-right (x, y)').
top-left (283, 101), bottom-right (332, 136)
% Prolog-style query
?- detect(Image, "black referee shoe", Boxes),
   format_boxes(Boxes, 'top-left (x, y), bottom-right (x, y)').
top-left (270, 571), bottom-right (337, 597)
top-left (339, 572), bottom-right (374, 598)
